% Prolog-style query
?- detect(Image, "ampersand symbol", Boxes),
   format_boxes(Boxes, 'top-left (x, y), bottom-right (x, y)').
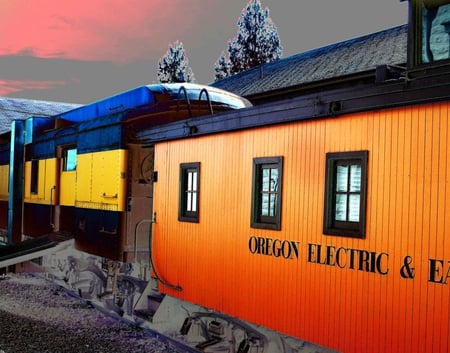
top-left (400, 256), bottom-right (415, 279)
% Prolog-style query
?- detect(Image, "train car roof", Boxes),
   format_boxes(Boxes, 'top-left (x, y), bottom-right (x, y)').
top-left (0, 97), bottom-right (81, 134)
top-left (211, 25), bottom-right (407, 102)
top-left (51, 83), bottom-right (252, 124)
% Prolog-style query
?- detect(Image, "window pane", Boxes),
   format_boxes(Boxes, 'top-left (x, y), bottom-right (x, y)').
top-left (349, 194), bottom-right (360, 222)
top-left (270, 168), bottom-right (278, 191)
top-left (192, 171), bottom-right (197, 191)
top-left (335, 194), bottom-right (347, 221)
top-left (421, 3), bottom-right (450, 63)
top-left (261, 193), bottom-right (269, 216)
top-left (336, 165), bottom-right (348, 192)
top-left (269, 194), bottom-right (277, 216)
top-left (262, 168), bottom-right (270, 191)
top-left (65, 148), bottom-right (77, 171)
top-left (350, 164), bottom-right (361, 192)
top-left (191, 193), bottom-right (197, 212)
top-left (186, 193), bottom-right (191, 211)
top-left (187, 171), bottom-right (193, 190)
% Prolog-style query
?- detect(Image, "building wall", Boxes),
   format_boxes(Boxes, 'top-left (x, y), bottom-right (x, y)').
top-left (153, 101), bottom-right (450, 353)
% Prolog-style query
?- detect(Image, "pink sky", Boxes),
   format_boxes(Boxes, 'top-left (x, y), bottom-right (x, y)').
top-left (0, 0), bottom-right (213, 62)
top-left (0, 0), bottom-right (408, 103)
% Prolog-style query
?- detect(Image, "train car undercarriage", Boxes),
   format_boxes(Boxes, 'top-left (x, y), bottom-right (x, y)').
top-left (0, 242), bottom-right (337, 353)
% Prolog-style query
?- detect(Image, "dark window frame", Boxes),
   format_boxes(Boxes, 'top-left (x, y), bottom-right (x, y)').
top-left (62, 146), bottom-right (77, 172)
top-left (30, 159), bottom-right (39, 194)
top-left (251, 156), bottom-right (283, 230)
top-left (179, 162), bottom-right (200, 223)
top-left (323, 151), bottom-right (368, 238)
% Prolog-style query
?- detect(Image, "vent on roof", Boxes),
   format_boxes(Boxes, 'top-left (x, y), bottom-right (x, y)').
top-left (375, 64), bottom-right (405, 83)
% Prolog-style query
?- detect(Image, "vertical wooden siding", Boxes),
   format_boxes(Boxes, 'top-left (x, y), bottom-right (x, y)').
top-left (153, 101), bottom-right (450, 353)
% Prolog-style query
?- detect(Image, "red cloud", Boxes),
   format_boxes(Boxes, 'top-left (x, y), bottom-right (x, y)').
top-left (0, 0), bottom-right (214, 63)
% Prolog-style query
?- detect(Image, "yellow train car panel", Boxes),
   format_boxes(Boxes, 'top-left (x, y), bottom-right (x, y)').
top-left (75, 152), bottom-right (93, 204)
top-left (24, 158), bottom-right (57, 205)
top-left (0, 165), bottom-right (8, 200)
top-left (75, 149), bottom-right (127, 211)
top-left (153, 101), bottom-right (450, 353)
top-left (59, 170), bottom-right (76, 206)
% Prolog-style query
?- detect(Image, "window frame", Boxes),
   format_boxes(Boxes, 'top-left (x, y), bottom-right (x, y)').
top-left (323, 151), bottom-right (368, 238)
top-left (30, 159), bottom-right (39, 195)
top-left (251, 156), bottom-right (283, 230)
top-left (179, 162), bottom-right (200, 223)
top-left (62, 146), bottom-right (77, 172)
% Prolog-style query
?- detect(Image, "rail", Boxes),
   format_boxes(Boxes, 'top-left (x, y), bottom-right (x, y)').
top-left (176, 85), bottom-right (215, 118)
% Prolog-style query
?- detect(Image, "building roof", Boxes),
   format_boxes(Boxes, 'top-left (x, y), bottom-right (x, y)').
top-left (0, 97), bottom-right (81, 134)
top-left (211, 24), bottom-right (408, 99)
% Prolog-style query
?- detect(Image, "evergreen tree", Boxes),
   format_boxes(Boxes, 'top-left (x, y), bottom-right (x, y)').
top-left (158, 40), bottom-right (196, 83)
top-left (214, 0), bottom-right (282, 81)
top-left (214, 51), bottom-right (231, 80)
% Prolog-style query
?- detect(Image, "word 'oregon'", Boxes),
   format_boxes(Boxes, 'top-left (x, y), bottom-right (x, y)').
top-left (248, 236), bottom-right (300, 259)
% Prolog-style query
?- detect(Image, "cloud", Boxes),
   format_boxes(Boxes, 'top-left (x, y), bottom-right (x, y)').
top-left (0, 0), bottom-right (221, 64)
top-left (0, 79), bottom-right (68, 97)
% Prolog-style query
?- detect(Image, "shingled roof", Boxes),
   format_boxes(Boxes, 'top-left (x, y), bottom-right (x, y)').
top-left (211, 24), bottom-right (408, 99)
top-left (0, 98), bottom-right (81, 134)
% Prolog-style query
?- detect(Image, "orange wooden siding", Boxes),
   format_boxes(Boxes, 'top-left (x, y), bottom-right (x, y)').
top-left (153, 101), bottom-right (450, 353)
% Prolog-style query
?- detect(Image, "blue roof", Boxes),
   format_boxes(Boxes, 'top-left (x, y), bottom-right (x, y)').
top-left (49, 83), bottom-right (251, 124)
top-left (55, 85), bottom-right (157, 123)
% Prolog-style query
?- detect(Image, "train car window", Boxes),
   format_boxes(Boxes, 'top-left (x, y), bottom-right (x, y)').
top-left (323, 151), bottom-right (368, 238)
top-left (179, 162), bottom-right (200, 223)
top-left (413, 0), bottom-right (450, 65)
top-left (251, 156), bottom-right (283, 230)
top-left (30, 159), bottom-right (39, 194)
top-left (63, 148), bottom-right (77, 171)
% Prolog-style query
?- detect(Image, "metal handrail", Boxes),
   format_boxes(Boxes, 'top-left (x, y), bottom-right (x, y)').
top-left (134, 214), bottom-right (182, 291)
top-left (198, 88), bottom-right (214, 115)
top-left (176, 86), bottom-right (193, 118)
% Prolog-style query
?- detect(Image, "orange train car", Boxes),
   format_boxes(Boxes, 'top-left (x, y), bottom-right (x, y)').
top-left (142, 2), bottom-right (450, 352)
top-left (150, 102), bottom-right (450, 353)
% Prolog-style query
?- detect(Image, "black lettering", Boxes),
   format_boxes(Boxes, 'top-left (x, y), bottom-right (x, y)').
top-left (376, 253), bottom-right (389, 275)
top-left (325, 245), bottom-right (336, 266)
top-left (358, 250), bottom-right (371, 272)
top-left (250, 236), bottom-right (299, 260)
top-left (248, 236), bottom-right (257, 254)
top-left (265, 237), bottom-right (273, 256)
top-left (444, 263), bottom-right (450, 285)
top-left (272, 239), bottom-right (281, 257)
top-left (348, 249), bottom-right (357, 269)
top-left (336, 247), bottom-right (347, 268)
top-left (429, 259), bottom-right (444, 283)
top-left (258, 237), bottom-right (266, 255)
top-left (307, 243), bottom-right (317, 263)
top-left (290, 241), bottom-right (300, 259)
top-left (281, 240), bottom-right (290, 259)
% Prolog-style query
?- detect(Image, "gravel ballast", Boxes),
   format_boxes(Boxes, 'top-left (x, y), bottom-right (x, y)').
top-left (0, 274), bottom-right (186, 353)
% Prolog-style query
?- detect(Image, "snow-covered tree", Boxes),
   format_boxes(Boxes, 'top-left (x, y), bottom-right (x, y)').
top-left (214, 0), bottom-right (282, 81)
top-left (158, 40), bottom-right (196, 83)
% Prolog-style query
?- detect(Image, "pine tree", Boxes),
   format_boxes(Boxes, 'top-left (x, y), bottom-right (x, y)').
top-left (157, 41), bottom-right (196, 83)
top-left (214, 51), bottom-right (231, 80)
top-left (214, 0), bottom-right (282, 81)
